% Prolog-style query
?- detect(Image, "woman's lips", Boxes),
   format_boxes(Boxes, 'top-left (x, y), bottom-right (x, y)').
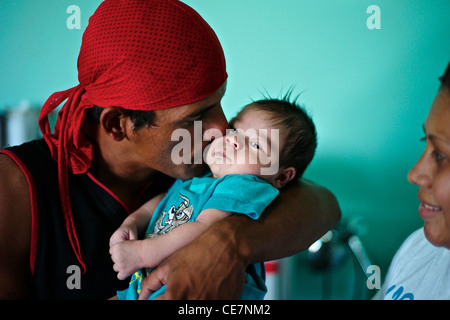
top-left (418, 202), bottom-right (442, 220)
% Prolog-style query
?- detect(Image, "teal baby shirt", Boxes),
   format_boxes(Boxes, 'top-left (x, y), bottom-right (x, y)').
top-left (118, 173), bottom-right (279, 300)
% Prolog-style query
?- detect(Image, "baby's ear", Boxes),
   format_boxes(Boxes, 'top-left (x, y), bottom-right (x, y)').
top-left (272, 167), bottom-right (296, 189)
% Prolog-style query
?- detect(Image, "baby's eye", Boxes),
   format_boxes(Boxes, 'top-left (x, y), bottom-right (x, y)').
top-left (250, 141), bottom-right (260, 149)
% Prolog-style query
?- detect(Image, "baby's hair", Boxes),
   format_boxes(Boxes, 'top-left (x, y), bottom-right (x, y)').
top-left (232, 89), bottom-right (317, 180)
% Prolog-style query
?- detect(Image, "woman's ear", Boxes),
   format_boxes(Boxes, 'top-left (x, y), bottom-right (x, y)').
top-left (99, 107), bottom-right (128, 141)
top-left (272, 166), bottom-right (296, 189)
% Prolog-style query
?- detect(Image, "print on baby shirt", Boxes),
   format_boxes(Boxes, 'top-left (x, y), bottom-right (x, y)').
top-left (148, 193), bottom-right (194, 237)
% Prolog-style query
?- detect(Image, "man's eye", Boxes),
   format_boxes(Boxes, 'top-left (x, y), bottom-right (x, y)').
top-left (193, 114), bottom-right (204, 121)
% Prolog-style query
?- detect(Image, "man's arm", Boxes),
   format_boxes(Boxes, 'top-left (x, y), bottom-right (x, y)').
top-left (232, 178), bottom-right (341, 263)
top-left (0, 154), bottom-right (32, 299)
top-left (139, 178), bottom-right (341, 299)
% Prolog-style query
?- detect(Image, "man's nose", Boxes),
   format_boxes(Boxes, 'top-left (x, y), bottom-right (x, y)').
top-left (202, 106), bottom-right (229, 141)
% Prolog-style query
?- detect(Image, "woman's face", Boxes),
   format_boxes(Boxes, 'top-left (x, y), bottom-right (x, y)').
top-left (408, 89), bottom-right (450, 249)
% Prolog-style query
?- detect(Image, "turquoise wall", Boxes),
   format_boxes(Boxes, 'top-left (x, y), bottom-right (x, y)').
top-left (1, 1), bottom-right (449, 298)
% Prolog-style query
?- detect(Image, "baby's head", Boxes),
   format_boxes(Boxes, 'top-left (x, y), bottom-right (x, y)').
top-left (206, 95), bottom-right (317, 188)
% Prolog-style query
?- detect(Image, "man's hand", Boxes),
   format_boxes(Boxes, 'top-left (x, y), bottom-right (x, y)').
top-left (138, 220), bottom-right (246, 300)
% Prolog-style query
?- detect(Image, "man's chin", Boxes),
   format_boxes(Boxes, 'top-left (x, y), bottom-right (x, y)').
top-left (171, 163), bottom-right (209, 180)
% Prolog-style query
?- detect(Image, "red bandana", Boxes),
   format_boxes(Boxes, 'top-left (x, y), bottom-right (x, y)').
top-left (38, 0), bottom-right (227, 273)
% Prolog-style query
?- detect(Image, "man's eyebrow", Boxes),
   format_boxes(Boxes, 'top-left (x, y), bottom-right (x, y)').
top-left (185, 104), bottom-right (217, 119)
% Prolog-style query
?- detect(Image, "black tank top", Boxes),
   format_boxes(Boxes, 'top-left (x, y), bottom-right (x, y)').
top-left (2, 139), bottom-right (173, 299)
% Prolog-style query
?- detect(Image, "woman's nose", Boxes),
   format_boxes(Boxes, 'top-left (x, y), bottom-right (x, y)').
top-left (407, 152), bottom-right (432, 188)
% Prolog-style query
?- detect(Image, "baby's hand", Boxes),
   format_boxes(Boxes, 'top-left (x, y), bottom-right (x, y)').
top-left (110, 240), bottom-right (144, 280)
top-left (109, 223), bottom-right (138, 247)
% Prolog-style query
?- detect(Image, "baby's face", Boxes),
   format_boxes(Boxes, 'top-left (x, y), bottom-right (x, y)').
top-left (205, 108), bottom-right (282, 179)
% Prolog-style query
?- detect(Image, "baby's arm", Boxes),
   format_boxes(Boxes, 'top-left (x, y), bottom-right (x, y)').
top-left (140, 209), bottom-right (234, 268)
top-left (109, 193), bottom-right (166, 246)
top-left (110, 208), bottom-right (234, 280)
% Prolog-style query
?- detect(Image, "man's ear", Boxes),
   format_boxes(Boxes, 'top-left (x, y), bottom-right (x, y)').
top-left (99, 107), bottom-right (128, 141)
top-left (272, 166), bottom-right (296, 189)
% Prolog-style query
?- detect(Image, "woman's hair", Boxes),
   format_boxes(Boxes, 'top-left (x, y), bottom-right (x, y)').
top-left (439, 62), bottom-right (450, 92)
top-left (232, 92), bottom-right (317, 180)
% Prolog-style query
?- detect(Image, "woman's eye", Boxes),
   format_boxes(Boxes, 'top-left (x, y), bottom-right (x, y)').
top-left (433, 150), bottom-right (446, 162)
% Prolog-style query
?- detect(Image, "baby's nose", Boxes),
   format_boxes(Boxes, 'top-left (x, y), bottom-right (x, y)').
top-left (226, 134), bottom-right (239, 149)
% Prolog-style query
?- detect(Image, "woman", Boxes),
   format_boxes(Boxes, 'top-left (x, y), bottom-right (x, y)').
top-left (379, 62), bottom-right (450, 300)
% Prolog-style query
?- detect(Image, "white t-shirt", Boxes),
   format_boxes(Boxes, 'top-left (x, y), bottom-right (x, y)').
top-left (379, 228), bottom-right (450, 300)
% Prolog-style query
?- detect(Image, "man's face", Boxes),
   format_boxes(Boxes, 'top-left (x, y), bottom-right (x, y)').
top-left (128, 84), bottom-right (229, 180)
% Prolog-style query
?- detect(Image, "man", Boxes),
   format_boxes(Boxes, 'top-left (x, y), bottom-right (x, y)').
top-left (0, 0), bottom-right (340, 299)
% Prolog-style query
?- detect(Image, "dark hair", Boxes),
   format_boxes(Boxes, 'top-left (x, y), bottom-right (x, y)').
top-left (439, 62), bottom-right (450, 93)
top-left (85, 106), bottom-right (155, 130)
top-left (232, 91), bottom-right (317, 180)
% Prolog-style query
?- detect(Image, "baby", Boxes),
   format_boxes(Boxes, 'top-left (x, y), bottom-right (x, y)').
top-left (109, 95), bottom-right (317, 300)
